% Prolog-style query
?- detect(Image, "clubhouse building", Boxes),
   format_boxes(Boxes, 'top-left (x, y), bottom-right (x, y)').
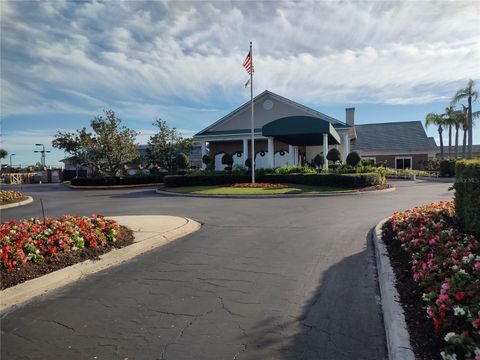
top-left (194, 90), bottom-right (438, 170)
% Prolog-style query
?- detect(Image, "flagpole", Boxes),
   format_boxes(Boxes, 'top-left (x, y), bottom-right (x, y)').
top-left (250, 41), bottom-right (255, 184)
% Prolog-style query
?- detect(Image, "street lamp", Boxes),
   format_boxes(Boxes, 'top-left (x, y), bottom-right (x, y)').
top-left (9, 153), bottom-right (16, 171)
top-left (34, 144), bottom-right (51, 169)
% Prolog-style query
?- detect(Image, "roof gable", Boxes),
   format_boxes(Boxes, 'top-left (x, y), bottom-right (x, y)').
top-left (195, 90), bottom-right (347, 137)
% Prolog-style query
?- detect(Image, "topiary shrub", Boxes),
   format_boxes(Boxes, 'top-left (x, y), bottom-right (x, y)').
top-left (313, 154), bottom-right (324, 168)
top-left (439, 159), bottom-right (456, 177)
top-left (346, 151), bottom-right (361, 167)
top-left (327, 148), bottom-right (341, 163)
top-left (245, 157), bottom-right (252, 169)
top-left (454, 159), bottom-right (480, 235)
top-left (202, 155), bottom-right (210, 169)
top-left (177, 153), bottom-right (189, 169)
top-left (221, 153), bottom-right (233, 170)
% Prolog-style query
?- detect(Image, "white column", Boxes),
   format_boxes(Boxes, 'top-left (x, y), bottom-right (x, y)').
top-left (323, 133), bottom-right (329, 170)
top-left (295, 146), bottom-right (299, 166)
top-left (267, 137), bottom-right (274, 168)
top-left (342, 132), bottom-right (350, 162)
top-left (201, 141), bottom-right (207, 169)
top-left (288, 145), bottom-right (295, 165)
top-left (242, 138), bottom-right (249, 167)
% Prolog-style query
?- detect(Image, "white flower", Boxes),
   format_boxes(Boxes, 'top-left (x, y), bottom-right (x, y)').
top-left (458, 269), bottom-right (468, 276)
top-left (440, 352), bottom-right (457, 360)
top-left (452, 265), bottom-right (459, 270)
top-left (453, 306), bottom-right (465, 316)
top-left (444, 332), bottom-right (456, 342)
top-left (422, 293), bottom-right (429, 301)
top-left (474, 348), bottom-right (480, 356)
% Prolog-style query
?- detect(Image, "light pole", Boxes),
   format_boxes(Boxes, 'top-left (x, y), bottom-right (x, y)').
top-left (34, 144), bottom-right (51, 169)
top-left (9, 153), bottom-right (16, 171)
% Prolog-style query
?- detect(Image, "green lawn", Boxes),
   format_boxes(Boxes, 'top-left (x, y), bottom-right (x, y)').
top-left (166, 184), bottom-right (356, 195)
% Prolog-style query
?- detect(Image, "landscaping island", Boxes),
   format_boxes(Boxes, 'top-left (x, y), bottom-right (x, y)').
top-left (0, 190), bottom-right (28, 205)
top-left (380, 160), bottom-right (480, 360)
top-left (0, 215), bottom-right (134, 289)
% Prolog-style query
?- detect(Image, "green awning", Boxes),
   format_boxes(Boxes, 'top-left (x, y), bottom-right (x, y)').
top-left (262, 116), bottom-right (341, 146)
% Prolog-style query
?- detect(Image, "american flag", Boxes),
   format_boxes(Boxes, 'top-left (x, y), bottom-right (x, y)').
top-left (243, 50), bottom-right (254, 75)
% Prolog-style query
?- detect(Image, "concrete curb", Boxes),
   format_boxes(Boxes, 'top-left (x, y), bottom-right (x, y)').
top-left (372, 218), bottom-right (415, 360)
top-left (0, 216), bottom-right (201, 313)
top-left (0, 196), bottom-right (33, 210)
top-left (65, 183), bottom-right (163, 189)
top-left (155, 186), bottom-right (396, 199)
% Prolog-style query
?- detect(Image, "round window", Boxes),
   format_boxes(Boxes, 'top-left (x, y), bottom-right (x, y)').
top-left (263, 99), bottom-right (273, 110)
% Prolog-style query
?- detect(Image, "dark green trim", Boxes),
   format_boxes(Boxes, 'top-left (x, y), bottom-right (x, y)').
top-left (262, 116), bottom-right (341, 146)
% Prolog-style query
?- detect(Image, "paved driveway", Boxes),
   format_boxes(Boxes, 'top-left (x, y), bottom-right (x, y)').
top-left (1, 180), bottom-right (452, 359)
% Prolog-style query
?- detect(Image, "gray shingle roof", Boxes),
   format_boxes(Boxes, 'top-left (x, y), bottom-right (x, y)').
top-left (351, 121), bottom-right (435, 152)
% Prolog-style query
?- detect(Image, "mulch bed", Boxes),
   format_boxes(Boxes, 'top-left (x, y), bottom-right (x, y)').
top-left (0, 196), bottom-right (29, 206)
top-left (358, 184), bottom-right (392, 192)
top-left (382, 222), bottom-right (443, 360)
top-left (1, 225), bottom-right (134, 290)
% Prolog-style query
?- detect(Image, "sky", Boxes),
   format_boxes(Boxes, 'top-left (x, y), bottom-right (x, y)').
top-left (1, 0), bottom-right (480, 167)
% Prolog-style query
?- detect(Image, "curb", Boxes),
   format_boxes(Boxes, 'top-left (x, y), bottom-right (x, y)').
top-left (65, 183), bottom-right (164, 189)
top-left (0, 196), bottom-right (34, 210)
top-left (372, 218), bottom-right (415, 360)
top-left (155, 186), bottom-right (396, 199)
top-left (0, 216), bottom-right (201, 313)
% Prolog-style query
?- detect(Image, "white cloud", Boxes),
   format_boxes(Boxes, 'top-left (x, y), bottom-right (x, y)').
top-left (2, 0), bottom-right (479, 119)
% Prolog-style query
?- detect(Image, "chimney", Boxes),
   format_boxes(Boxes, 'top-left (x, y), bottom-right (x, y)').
top-left (346, 107), bottom-right (355, 127)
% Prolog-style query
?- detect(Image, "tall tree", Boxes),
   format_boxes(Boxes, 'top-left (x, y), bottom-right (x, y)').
top-left (461, 105), bottom-right (469, 158)
top-left (452, 79), bottom-right (479, 159)
top-left (52, 128), bottom-right (95, 177)
top-left (148, 119), bottom-right (194, 172)
top-left (0, 149), bottom-right (7, 160)
top-left (425, 113), bottom-right (446, 159)
top-left (451, 110), bottom-right (465, 159)
top-left (90, 110), bottom-right (139, 176)
top-left (443, 106), bottom-right (456, 158)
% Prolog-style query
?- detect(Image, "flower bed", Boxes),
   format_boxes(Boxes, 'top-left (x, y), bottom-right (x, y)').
top-left (1, 215), bottom-right (134, 289)
top-left (0, 190), bottom-right (26, 205)
top-left (232, 182), bottom-right (288, 188)
top-left (382, 201), bottom-right (480, 360)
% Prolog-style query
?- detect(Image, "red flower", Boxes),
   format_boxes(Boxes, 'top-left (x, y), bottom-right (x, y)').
top-left (455, 291), bottom-right (465, 301)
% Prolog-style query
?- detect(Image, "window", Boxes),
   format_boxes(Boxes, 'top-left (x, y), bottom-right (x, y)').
top-left (362, 157), bottom-right (376, 166)
top-left (395, 156), bottom-right (412, 169)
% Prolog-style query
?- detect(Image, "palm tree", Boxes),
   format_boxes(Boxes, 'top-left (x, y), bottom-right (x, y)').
top-left (452, 110), bottom-right (464, 158)
top-left (0, 149), bottom-right (7, 160)
top-left (461, 105), bottom-right (468, 158)
top-left (452, 79), bottom-right (479, 159)
top-left (425, 112), bottom-right (446, 159)
top-left (443, 105), bottom-right (456, 158)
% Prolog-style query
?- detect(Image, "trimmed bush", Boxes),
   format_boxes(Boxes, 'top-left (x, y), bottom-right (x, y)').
top-left (177, 153), bottom-right (189, 169)
top-left (164, 172), bottom-right (385, 188)
top-left (245, 157), bottom-right (252, 169)
top-left (454, 159), bottom-right (480, 235)
top-left (71, 174), bottom-right (167, 186)
top-left (439, 159), bottom-right (456, 177)
top-left (221, 153), bottom-right (233, 167)
top-left (327, 148), bottom-right (341, 163)
top-left (313, 154), bottom-right (324, 168)
top-left (346, 151), bottom-right (361, 167)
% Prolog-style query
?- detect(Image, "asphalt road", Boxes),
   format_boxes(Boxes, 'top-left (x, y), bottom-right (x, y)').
top-left (1, 180), bottom-right (453, 360)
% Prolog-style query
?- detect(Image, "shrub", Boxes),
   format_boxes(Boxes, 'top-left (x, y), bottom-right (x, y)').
top-left (164, 172), bottom-right (385, 188)
top-left (440, 159), bottom-right (456, 177)
top-left (245, 157), bottom-right (252, 169)
top-left (454, 159), bottom-right (480, 235)
top-left (274, 165), bottom-right (316, 174)
top-left (330, 164), bottom-right (356, 174)
top-left (221, 153), bottom-right (233, 166)
top-left (327, 148), bottom-right (341, 163)
top-left (346, 151), bottom-right (361, 167)
top-left (313, 154), bottom-right (324, 168)
top-left (202, 154), bottom-right (210, 167)
top-left (71, 174), bottom-right (167, 186)
top-left (177, 153), bottom-right (189, 169)
top-left (356, 164), bottom-right (376, 173)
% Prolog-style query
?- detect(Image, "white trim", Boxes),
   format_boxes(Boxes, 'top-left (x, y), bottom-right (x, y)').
top-left (394, 156), bottom-right (413, 170)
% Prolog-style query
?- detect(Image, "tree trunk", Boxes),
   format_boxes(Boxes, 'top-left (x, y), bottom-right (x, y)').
top-left (468, 96), bottom-right (473, 159)
top-left (462, 127), bottom-right (467, 158)
top-left (439, 127), bottom-right (444, 159)
top-left (448, 125), bottom-right (452, 158)
top-left (454, 126), bottom-right (459, 159)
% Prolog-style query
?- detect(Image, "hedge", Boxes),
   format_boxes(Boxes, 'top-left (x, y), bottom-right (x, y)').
top-left (439, 159), bottom-right (456, 177)
top-left (71, 174), bottom-right (168, 186)
top-left (164, 172), bottom-right (385, 189)
top-left (454, 159), bottom-right (480, 235)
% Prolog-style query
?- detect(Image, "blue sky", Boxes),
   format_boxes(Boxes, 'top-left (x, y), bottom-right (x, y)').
top-left (1, 0), bottom-right (479, 167)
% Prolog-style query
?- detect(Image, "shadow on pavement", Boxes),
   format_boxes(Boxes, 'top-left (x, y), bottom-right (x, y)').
top-left (240, 233), bottom-right (387, 360)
